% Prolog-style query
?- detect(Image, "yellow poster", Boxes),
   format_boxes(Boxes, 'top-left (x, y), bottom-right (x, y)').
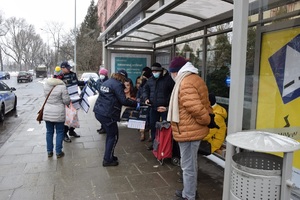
top-left (257, 27), bottom-right (300, 178)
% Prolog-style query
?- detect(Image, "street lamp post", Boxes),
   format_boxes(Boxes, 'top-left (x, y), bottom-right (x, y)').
top-left (74, 0), bottom-right (77, 72)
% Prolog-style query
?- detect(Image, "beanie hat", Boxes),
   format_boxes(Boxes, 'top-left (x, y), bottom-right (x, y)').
top-left (99, 68), bottom-right (108, 76)
top-left (209, 93), bottom-right (216, 106)
top-left (151, 62), bottom-right (163, 71)
top-left (60, 61), bottom-right (72, 69)
top-left (117, 69), bottom-right (128, 78)
top-left (142, 67), bottom-right (152, 79)
top-left (169, 56), bottom-right (187, 73)
top-left (54, 66), bottom-right (62, 76)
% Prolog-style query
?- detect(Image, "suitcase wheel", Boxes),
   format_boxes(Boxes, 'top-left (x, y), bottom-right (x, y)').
top-left (172, 157), bottom-right (180, 166)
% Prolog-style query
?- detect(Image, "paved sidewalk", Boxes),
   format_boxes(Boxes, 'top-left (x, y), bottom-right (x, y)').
top-left (0, 108), bottom-right (224, 200)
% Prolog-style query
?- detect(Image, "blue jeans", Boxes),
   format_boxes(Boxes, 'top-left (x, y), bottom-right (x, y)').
top-left (149, 108), bottom-right (167, 142)
top-left (95, 113), bottom-right (118, 163)
top-left (45, 121), bottom-right (65, 154)
top-left (179, 141), bottom-right (200, 200)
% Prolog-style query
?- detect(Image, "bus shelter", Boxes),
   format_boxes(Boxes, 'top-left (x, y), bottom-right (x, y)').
top-left (98, 0), bottom-right (300, 199)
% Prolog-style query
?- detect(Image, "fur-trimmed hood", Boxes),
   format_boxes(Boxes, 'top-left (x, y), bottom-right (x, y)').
top-left (46, 78), bottom-right (65, 86)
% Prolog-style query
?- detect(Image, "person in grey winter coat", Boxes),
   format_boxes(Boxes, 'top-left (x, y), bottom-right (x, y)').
top-left (43, 66), bottom-right (70, 158)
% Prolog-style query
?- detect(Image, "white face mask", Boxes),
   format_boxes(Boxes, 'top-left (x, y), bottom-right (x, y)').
top-left (171, 73), bottom-right (177, 81)
top-left (153, 72), bottom-right (161, 78)
top-left (99, 75), bottom-right (105, 80)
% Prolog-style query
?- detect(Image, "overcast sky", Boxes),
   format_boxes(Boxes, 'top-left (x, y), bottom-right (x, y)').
top-left (0, 0), bottom-right (92, 36)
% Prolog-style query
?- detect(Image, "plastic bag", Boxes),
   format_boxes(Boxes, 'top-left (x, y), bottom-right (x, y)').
top-left (65, 103), bottom-right (80, 128)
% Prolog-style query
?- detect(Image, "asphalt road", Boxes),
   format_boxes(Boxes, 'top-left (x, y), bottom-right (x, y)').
top-left (0, 75), bottom-right (45, 147)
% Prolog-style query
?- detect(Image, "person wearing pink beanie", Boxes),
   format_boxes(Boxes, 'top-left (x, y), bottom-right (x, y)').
top-left (99, 68), bottom-right (108, 77)
top-left (96, 68), bottom-right (109, 134)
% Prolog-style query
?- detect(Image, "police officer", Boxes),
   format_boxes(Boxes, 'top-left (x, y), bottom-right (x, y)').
top-left (93, 69), bottom-right (137, 167)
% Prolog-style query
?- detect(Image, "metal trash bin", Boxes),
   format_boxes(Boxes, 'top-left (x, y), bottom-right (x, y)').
top-left (226, 131), bottom-right (300, 200)
top-left (231, 151), bottom-right (282, 200)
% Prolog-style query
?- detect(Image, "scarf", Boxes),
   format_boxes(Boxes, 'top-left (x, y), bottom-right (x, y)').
top-left (167, 62), bottom-right (199, 123)
top-left (167, 71), bottom-right (191, 123)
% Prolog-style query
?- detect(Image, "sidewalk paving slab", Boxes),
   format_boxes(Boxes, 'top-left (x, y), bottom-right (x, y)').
top-left (0, 109), bottom-right (224, 200)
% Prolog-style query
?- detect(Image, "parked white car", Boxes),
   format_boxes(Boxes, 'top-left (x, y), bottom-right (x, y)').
top-left (80, 72), bottom-right (99, 82)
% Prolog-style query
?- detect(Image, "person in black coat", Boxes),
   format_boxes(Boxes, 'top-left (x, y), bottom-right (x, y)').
top-left (60, 61), bottom-right (85, 143)
top-left (143, 62), bottom-right (175, 150)
top-left (93, 69), bottom-right (137, 167)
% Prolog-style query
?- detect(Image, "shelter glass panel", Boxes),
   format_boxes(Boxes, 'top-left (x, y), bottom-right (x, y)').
top-left (175, 39), bottom-right (203, 73)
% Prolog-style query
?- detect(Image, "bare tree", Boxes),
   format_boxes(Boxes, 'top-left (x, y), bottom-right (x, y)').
top-left (0, 17), bottom-right (45, 71)
top-left (42, 22), bottom-right (64, 66)
top-left (0, 17), bottom-right (27, 70)
top-left (22, 32), bottom-right (44, 70)
top-left (40, 44), bottom-right (55, 69)
top-left (59, 30), bottom-right (75, 62)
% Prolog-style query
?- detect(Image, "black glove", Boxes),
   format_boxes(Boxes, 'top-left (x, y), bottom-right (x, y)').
top-left (208, 113), bottom-right (220, 129)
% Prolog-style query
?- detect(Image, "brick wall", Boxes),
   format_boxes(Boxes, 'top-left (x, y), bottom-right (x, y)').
top-left (97, 0), bottom-right (125, 32)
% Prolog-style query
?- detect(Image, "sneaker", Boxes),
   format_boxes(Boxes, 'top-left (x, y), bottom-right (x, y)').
top-left (69, 131), bottom-right (80, 138)
top-left (97, 128), bottom-right (106, 134)
top-left (57, 152), bottom-right (65, 158)
top-left (48, 152), bottom-right (53, 157)
top-left (113, 156), bottom-right (118, 161)
top-left (102, 160), bottom-right (119, 167)
top-left (175, 190), bottom-right (199, 199)
top-left (64, 136), bottom-right (72, 143)
top-left (147, 144), bottom-right (153, 151)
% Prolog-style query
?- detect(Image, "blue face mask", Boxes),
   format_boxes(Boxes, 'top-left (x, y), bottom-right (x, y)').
top-left (153, 72), bottom-right (161, 78)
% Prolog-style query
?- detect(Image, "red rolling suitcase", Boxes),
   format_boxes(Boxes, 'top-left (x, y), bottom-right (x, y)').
top-left (152, 120), bottom-right (173, 165)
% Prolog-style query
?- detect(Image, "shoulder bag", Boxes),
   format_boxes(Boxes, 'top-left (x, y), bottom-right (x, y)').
top-left (37, 86), bottom-right (56, 124)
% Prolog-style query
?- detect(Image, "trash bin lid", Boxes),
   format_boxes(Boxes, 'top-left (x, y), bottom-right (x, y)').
top-left (226, 131), bottom-right (300, 152)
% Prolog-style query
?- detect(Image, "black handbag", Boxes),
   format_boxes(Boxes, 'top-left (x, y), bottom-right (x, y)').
top-left (198, 140), bottom-right (211, 156)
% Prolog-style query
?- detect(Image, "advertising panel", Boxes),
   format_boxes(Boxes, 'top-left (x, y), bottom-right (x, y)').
top-left (256, 27), bottom-right (300, 187)
top-left (111, 53), bottom-right (151, 82)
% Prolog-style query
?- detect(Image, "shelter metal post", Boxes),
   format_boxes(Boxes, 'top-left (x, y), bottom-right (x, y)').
top-left (222, 1), bottom-right (249, 199)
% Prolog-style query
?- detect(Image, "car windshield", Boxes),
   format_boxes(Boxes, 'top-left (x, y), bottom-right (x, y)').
top-left (0, 72), bottom-right (5, 75)
top-left (18, 71), bottom-right (27, 75)
top-left (0, 81), bottom-right (9, 90)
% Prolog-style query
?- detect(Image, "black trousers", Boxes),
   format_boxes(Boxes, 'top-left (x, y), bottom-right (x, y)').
top-left (64, 125), bottom-right (75, 135)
